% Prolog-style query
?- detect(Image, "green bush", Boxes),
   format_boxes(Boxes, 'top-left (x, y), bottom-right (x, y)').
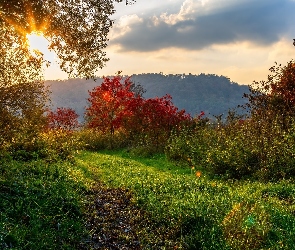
top-left (77, 129), bottom-right (128, 151)
top-left (1, 129), bottom-right (81, 162)
top-left (166, 114), bottom-right (295, 181)
top-left (204, 121), bottom-right (261, 179)
top-left (165, 123), bottom-right (213, 166)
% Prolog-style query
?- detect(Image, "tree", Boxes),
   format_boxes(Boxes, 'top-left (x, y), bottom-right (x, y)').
top-left (244, 60), bottom-right (295, 129)
top-left (85, 75), bottom-right (191, 149)
top-left (85, 75), bottom-right (137, 134)
top-left (0, 23), bottom-right (49, 146)
top-left (0, 0), bottom-right (136, 78)
top-left (128, 95), bottom-right (191, 148)
top-left (0, 0), bottom-right (136, 149)
top-left (47, 107), bottom-right (79, 131)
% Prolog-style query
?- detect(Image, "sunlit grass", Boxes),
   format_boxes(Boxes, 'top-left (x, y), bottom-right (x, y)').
top-left (2, 149), bottom-right (295, 249)
top-left (76, 150), bottom-right (295, 249)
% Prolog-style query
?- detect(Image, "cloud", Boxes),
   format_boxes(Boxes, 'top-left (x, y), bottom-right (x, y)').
top-left (109, 0), bottom-right (295, 52)
top-left (108, 14), bottom-right (143, 39)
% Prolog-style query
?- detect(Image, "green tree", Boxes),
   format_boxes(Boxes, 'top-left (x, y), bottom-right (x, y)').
top-left (0, 23), bottom-right (49, 147)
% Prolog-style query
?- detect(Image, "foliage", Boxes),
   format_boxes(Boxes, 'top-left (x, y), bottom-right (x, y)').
top-left (85, 75), bottom-right (192, 151)
top-left (85, 75), bottom-right (139, 134)
top-left (47, 107), bottom-right (79, 131)
top-left (244, 60), bottom-right (295, 130)
top-left (166, 61), bottom-right (295, 181)
top-left (77, 129), bottom-right (128, 151)
top-left (38, 129), bottom-right (81, 161)
top-left (127, 94), bottom-right (192, 150)
top-left (1, 129), bottom-right (80, 162)
top-left (46, 73), bottom-right (249, 120)
top-left (0, 22), bottom-right (49, 150)
top-left (0, 0), bottom-right (136, 78)
top-left (165, 112), bottom-right (210, 164)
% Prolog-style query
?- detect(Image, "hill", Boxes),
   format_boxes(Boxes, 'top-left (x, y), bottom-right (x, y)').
top-left (45, 73), bottom-right (249, 120)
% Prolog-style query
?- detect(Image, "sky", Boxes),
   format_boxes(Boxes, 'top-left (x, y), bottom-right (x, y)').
top-left (42, 0), bottom-right (295, 85)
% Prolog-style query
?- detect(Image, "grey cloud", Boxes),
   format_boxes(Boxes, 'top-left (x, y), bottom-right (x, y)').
top-left (110, 0), bottom-right (295, 52)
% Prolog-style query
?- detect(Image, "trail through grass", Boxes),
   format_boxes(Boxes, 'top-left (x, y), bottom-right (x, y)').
top-left (2, 150), bottom-right (295, 249)
top-left (77, 150), bottom-right (295, 249)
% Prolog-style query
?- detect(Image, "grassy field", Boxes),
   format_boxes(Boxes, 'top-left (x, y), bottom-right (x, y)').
top-left (1, 150), bottom-right (295, 249)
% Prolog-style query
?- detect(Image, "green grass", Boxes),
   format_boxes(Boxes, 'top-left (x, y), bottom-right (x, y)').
top-left (0, 155), bottom-right (94, 249)
top-left (77, 150), bottom-right (295, 249)
top-left (2, 150), bottom-right (295, 249)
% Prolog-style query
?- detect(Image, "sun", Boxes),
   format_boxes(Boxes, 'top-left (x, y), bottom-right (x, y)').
top-left (26, 32), bottom-right (50, 56)
top-left (0, 1), bottom-right (51, 43)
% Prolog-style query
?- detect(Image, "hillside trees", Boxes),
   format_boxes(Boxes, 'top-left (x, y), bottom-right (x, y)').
top-left (85, 76), bottom-right (191, 150)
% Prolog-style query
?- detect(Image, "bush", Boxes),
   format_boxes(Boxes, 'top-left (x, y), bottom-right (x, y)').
top-left (165, 61), bottom-right (295, 181)
top-left (222, 201), bottom-right (271, 250)
top-left (165, 125), bottom-right (211, 166)
top-left (77, 129), bottom-right (128, 151)
top-left (1, 129), bottom-right (81, 162)
top-left (166, 113), bottom-right (295, 181)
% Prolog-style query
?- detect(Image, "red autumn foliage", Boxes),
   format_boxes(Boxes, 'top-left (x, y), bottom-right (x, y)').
top-left (270, 62), bottom-right (295, 107)
top-left (85, 75), bottom-right (136, 134)
top-left (47, 107), bottom-right (79, 131)
top-left (85, 75), bottom-right (191, 145)
top-left (243, 60), bottom-right (295, 130)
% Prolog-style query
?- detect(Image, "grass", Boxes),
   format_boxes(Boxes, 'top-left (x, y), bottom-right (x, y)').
top-left (0, 155), bottom-right (94, 249)
top-left (1, 150), bottom-right (295, 249)
top-left (77, 150), bottom-right (295, 249)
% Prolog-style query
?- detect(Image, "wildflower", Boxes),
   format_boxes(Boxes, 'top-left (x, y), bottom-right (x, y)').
top-left (191, 166), bottom-right (195, 170)
top-left (195, 171), bottom-right (202, 178)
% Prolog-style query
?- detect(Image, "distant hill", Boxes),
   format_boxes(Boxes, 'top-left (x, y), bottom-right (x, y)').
top-left (45, 73), bottom-right (249, 121)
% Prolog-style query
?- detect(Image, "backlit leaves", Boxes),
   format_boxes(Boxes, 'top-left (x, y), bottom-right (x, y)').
top-left (0, 0), bottom-right (136, 78)
top-left (85, 75), bottom-right (191, 149)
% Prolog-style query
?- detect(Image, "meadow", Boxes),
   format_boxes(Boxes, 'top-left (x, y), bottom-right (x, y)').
top-left (1, 147), bottom-right (295, 249)
top-left (1, 2), bottom-right (295, 249)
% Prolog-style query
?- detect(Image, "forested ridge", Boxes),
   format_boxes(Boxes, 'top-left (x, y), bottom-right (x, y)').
top-left (46, 73), bottom-right (249, 119)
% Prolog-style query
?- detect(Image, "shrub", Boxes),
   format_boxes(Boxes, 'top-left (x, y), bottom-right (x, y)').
top-left (38, 129), bottom-right (80, 161)
top-left (46, 107), bottom-right (79, 131)
top-left (77, 129), bottom-right (128, 151)
top-left (85, 75), bottom-right (192, 151)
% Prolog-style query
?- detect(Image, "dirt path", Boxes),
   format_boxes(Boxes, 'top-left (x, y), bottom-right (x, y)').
top-left (79, 183), bottom-right (181, 250)
top-left (80, 183), bottom-right (143, 249)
